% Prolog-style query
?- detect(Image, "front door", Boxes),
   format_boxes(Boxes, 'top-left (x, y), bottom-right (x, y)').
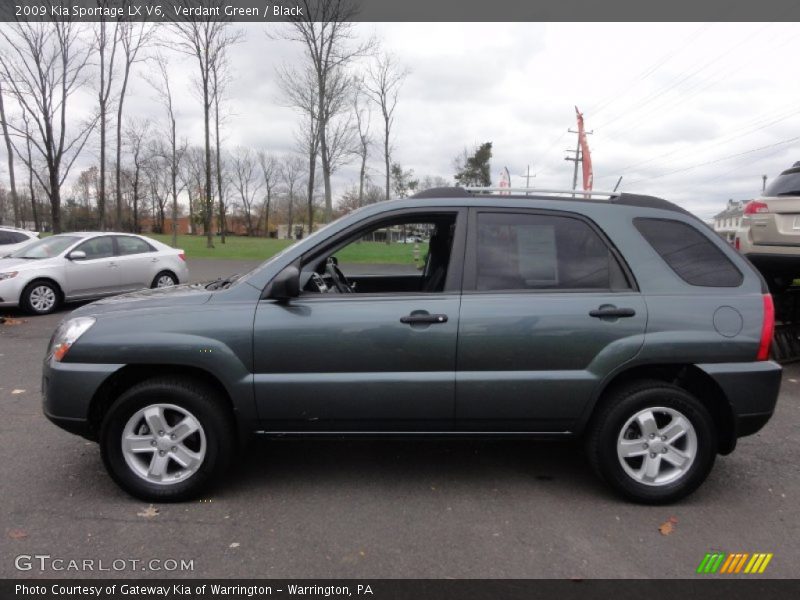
top-left (456, 209), bottom-right (647, 432)
top-left (64, 236), bottom-right (120, 298)
top-left (252, 209), bottom-right (466, 432)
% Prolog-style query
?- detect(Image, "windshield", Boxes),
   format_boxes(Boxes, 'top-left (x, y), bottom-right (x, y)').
top-left (9, 236), bottom-right (79, 259)
top-left (765, 169), bottom-right (800, 197)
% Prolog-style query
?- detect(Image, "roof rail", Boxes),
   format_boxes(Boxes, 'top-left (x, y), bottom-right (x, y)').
top-left (464, 187), bottom-right (620, 198)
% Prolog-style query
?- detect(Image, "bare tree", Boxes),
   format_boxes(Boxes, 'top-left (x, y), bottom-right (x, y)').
top-left (114, 18), bottom-right (152, 231)
top-left (148, 53), bottom-right (184, 247)
top-left (123, 119), bottom-right (150, 233)
top-left (231, 147), bottom-right (262, 236)
top-left (180, 146), bottom-right (207, 235)
top-left (363, 51), bottom-right (408, 200)
top-left (0, 20), bottom-right (96, 233)
top-left (281, 156), bottom-right (304, 239)
top-left (279, 0), bottom-right (374, 222)
top-left (144, 142), bottom-right (170, 234)
top-left (352, 86), bottom-right (371, 207)
top-left (211, 51), bottom-right (234, 243)
top-left (93, 11), bottom-right (122, 229)
top-left (258, 151), bottom-right (279, 237)
top-left (0, 81), bottom-right (19, 226)
top-left (22, 113), bottom-right (40, 231)
top-left (172, 4), bottom-right (241, 248)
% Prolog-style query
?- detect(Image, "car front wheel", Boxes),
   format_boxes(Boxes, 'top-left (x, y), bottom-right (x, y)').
top-left (586, 380), bottom-right (717, 504)
top-left (100, 377), bottom-right (234, 502)
top-left (21, 280), bottom-right (60, 315)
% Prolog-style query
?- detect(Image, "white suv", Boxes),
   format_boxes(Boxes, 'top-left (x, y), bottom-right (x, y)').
top-left (736, 163), bottom-right (800, 292)
top-left (0, 226), bottom-right (38, 256)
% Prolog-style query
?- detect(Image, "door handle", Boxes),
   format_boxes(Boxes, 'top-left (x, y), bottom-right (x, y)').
top-left (589, 306), bottom-right (636, 318)
top-left (400, 313), bottom-right (448, 325)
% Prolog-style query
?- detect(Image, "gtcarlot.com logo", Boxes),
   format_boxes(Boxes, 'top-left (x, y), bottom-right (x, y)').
top-left (697, 552), bottom-right (773, 574)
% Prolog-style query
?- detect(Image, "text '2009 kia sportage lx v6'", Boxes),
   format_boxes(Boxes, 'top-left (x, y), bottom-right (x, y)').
top-left (43, 189), bottom-right (781, 504)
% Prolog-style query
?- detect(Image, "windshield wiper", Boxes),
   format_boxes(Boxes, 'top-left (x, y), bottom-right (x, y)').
top-left (206, 273), bottom-right (241, 290)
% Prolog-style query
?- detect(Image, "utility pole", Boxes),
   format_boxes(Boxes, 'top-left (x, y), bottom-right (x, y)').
top-left (564, 127), bottom-right (592, 194)
top-left (519, 165), bottom-right (536, 193)
top-left (762, 175), bottom-right (767, 192)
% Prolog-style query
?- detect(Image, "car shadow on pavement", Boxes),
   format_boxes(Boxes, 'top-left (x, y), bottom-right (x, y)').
top-left (222, 437), bottom-right (606, 498)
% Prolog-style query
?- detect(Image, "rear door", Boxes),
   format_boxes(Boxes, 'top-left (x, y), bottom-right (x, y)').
top-left (114, 235), bottom-right (158, 290)
top-left (455, 208), bottom-right (646, 432)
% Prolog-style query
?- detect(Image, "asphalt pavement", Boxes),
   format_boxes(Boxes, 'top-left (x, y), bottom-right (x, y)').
top-left (1, 259), bottom-right (798, 579)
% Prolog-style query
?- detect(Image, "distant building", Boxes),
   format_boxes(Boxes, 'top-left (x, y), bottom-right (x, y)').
top-left (712, 199), bottom-right (746, 242)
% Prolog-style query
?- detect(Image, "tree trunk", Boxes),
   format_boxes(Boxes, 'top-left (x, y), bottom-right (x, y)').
top-left (0, 84), bottom-right (19, 227)
top-left (383, 118), bottom-right (390, 200)
top-left (358, 152), bottom-right (367, 207)
top-left (203, 82), bottom-right (214, 249)
top-left (115, 68), bottom-right (131, 231)
top-left (170, 117), bottom-right (178, 248)
top-left (49, 171), bottom-right (61, 234)
top-left (306, 149), bottom-right (316, 233)
top-left (214, 87), bottom-right (225, 244)
top-left (98, 96), bottom-right (107, 230)
top-left (265, 189), bottom-right (271, 238)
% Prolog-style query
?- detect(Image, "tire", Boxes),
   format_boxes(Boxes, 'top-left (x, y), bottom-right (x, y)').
top-left (151, 271), bottom-right (178, 289)
top-left (586, 380), bottom-right (717, 504)
top-left (100, 377), bottom-right (234, 502)
top-left (20, 280), bottom-right (60, 315)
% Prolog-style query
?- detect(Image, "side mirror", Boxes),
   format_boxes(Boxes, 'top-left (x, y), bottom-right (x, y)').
top-left (266, 265), bottom-right (300, 301)
top-left (68, 250), bottom-right (87, 260)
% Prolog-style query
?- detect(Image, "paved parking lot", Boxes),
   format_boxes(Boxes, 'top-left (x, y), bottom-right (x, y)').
top-left (1, 259), bottom-right (798, 579)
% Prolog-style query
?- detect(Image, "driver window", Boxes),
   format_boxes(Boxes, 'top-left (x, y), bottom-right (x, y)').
top-left (303, 215), bottom-right (458, 295)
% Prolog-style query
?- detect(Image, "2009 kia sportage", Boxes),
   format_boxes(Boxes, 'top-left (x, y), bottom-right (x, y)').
top-left (42, 188), bottom-right (781, 504)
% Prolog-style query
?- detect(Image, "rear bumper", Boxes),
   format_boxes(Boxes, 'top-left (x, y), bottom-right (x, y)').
top-left (696, 361), bottom-right (782, 439)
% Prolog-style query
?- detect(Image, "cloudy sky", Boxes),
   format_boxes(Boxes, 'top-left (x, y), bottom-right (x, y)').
top-left (3, 21), bottom-right (800, 220)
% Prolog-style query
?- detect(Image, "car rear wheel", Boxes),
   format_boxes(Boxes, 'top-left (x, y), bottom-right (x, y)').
top-left (21, 280), bottom-right (60, 315)
top-left (151, 271), bottom-right (178, 288)
top-left (586, 380), bottom-right (717, 504)
top-left (100, 377), bottom-right (234, 501)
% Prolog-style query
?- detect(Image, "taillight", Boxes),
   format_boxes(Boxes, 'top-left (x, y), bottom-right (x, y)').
top-left (178, 252), bottom-right (186, 261)
top-left (744, 200), bottom-right (769, 215)
top-left (757, 294), bottom-right (775, 361)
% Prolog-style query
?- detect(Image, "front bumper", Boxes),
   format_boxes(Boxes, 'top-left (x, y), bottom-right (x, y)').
top-left (42, 358), bottom-right (123, 439)
top-left (696, 361), bottom-right (782, 439)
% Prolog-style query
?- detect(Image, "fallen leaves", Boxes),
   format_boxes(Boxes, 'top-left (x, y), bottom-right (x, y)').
top-left (229, 542), bottom-right (240, 548)
top-left (8, 529), bottom-right (28, 540)
top-left (1, 317), bottom-right (23, 326)
top-left (11, 389), bottom-right (26, 395)
top-left (658, 516), bottom-right (678, 536)
top-left (137, 505), bottom-right (159, 518)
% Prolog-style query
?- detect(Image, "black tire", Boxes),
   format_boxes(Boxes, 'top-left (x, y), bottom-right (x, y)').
top-left (151, 271), bottom-right (178, 289)
top-left (20, 280), bottom-right (61, 315)
top-left (100, 376), bottom-right (234, 502)
top-left (586, 380), bottom-right (717, 504)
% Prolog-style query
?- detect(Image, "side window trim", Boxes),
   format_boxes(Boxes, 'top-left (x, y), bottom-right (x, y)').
top-left (295, 207), bottom-right (468, 297)
top-left (462, 207), bottom-right (638, 293)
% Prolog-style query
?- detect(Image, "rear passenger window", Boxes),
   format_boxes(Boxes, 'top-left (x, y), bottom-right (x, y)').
top-left (475, 212), bottom-right (628, 291)
top-left (634, 218), bottom-right (743, 287)
top-left (116, 236), bottom-right (154, 255)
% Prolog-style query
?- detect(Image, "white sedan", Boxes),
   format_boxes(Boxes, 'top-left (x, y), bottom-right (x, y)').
top-left (0, 232), bottom-right (189, 314)
top-left (0, 226), bottom-right (39, 255)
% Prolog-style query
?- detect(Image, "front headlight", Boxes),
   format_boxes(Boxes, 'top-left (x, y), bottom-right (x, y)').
top-left (0, 271), bottom-right (18, 280)
top-left (48, 317), bottom-right (96, 362)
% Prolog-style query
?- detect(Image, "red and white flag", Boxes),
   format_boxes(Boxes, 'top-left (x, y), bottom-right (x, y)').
top-left (499, 166), bottom-right (511, 195)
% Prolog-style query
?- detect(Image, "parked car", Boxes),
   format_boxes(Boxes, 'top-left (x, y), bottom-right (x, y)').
top-left (42, 189), bottom-right (780, 504)
top-left (736, 163), bottom-right (800, 292)
top-left (0, 232), bottom-right (188, 314)
top-left (0, 226), bottom-right (39, 256)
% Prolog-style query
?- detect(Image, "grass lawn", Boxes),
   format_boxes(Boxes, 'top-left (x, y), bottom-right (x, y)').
top-left (147, 233), bottom-right (428, 264)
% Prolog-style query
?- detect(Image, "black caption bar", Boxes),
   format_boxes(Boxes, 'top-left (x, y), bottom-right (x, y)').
top-left (3, 580), bottom-right (800, 600)
top-left (2, 0), bottom-right (800, 22)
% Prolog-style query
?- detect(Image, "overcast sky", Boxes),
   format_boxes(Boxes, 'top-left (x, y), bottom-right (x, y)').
top-left (3, 21), bottom-right (800, 220)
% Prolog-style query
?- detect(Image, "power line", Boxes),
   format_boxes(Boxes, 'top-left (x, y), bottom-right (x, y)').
top-left (627, 135), bottom-right (800, 185)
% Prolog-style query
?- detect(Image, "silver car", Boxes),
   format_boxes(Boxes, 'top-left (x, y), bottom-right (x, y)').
top-left (0, 232), bottom-right (189, 314)
top-left (0, 226), bottom-right (39, 255)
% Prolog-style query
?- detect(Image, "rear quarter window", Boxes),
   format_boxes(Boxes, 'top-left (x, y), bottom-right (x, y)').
top-left (634, 217), bottom-right (743, 287)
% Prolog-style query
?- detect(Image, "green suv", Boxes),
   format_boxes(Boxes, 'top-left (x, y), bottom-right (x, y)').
top-left (42, 189), bottom-right (781, 504)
